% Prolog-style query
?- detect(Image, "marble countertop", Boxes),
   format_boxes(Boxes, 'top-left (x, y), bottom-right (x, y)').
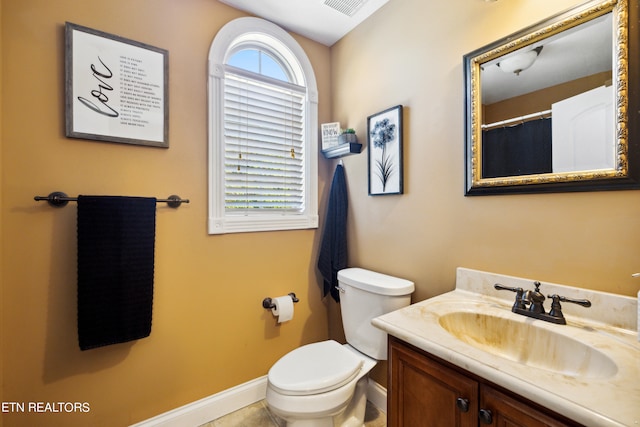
top-left (372, 268), bottom-right (640, 427)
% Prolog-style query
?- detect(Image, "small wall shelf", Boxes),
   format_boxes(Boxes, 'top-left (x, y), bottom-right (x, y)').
top-left (321, 142), bottom-right (362, 159)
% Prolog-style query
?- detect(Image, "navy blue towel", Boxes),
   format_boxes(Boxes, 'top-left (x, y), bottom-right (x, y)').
top-left (317, 164), bottom-right (348, 302)
top-left (77, 196), bottom-right (157, 351)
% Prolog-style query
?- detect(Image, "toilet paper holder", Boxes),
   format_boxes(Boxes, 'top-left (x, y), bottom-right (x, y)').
top-left (262, 293), bottom-right (299, 310)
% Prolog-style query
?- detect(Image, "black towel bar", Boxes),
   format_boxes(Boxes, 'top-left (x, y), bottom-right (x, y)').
top-left (34, 192), bottom-right (190, 208)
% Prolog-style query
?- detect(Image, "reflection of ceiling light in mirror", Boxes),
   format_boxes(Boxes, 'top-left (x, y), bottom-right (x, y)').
top-left (498, 46), bottom-right (543, 76)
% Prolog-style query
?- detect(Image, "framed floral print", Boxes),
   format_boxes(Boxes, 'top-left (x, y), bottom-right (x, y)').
top-left (368, 105), bottom-right (403, 195)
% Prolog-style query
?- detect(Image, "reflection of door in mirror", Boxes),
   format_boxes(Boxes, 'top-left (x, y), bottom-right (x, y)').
top-left (552, 85), bottom-right (614, 172)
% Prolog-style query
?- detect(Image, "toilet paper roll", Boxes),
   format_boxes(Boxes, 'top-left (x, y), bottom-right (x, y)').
top-left (272, 295), bottom-right (294, 323)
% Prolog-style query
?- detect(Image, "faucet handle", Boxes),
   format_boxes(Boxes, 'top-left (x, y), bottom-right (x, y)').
top-left (547, 294), bottom-right (592, 324)
top-left (494, 283), bottom-right (527, 311)
top-left (548, 294), bottom-right (592, 308)
top-left (494, 283), bottom-right (521, 293)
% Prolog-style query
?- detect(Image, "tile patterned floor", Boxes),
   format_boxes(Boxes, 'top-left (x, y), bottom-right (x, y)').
top-left (199, 399), bottom-right (386, 427)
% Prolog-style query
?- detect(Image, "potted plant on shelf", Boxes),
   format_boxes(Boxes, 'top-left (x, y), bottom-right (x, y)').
top-left (338, 128), bottom-right (357, 145)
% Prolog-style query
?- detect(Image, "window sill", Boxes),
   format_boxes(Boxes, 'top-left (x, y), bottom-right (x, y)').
top-left (208, 214), bottom-right (319, 234)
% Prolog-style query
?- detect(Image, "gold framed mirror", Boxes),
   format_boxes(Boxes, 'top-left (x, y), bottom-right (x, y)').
top-left (464, 0), bottom-right (639, 195)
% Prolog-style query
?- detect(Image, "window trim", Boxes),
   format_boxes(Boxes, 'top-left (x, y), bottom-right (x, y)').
top-left (208, 17), bottom-right (318, 234)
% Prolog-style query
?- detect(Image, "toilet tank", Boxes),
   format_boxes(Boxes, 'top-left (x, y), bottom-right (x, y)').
top-left (337, 268), bottom-right (414, 360)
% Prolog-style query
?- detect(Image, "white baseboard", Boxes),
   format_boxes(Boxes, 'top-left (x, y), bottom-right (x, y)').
top-left (129, 376), bottom-right (268, 427)
top-left (366, 378), bottom-right (387, 413)
top-left (130, 376), bottom-right (386, 427)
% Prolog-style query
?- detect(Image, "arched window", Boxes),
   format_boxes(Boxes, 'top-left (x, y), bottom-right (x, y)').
top-left (208, 18), bottom-right (318, 234)
top-left (227, 49), bottom-right (290, 81)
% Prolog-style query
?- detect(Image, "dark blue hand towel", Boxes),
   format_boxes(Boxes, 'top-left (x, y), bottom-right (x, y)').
top-left (317, 164), bottom-right (348, 302)
top-left (77, 196), bottom-right (156, 351)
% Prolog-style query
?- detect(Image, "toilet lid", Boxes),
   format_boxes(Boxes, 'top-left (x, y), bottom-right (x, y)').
top-left (268, 340), bottom-right (364, 396)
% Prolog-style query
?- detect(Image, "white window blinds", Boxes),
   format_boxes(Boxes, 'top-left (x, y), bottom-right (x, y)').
top-left (223, 70), bottom-right (306, 212)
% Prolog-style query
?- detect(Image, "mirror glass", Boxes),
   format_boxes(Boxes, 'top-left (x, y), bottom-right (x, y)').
top-left (464, 0), bottom-right (638, 194)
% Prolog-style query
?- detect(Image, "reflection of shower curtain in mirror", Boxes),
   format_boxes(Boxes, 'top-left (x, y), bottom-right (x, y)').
top-left (482, 118), bottom-right (552, 178)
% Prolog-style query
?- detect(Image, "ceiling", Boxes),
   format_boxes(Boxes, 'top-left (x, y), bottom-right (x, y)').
top-left (218, 0), bottom-right (613, 107)
top-left (218, 0), bottom-right (390, 46)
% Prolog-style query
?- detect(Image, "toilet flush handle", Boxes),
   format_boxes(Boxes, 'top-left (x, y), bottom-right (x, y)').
top-left (335, 286), bottom-right (346, 293)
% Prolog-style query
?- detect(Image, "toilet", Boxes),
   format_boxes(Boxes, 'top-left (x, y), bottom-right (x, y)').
top-left (265, 268), bottom-right (414, 427)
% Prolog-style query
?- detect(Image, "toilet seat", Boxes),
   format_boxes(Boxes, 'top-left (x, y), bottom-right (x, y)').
top-left (268, 340), bottom-right (363, 396)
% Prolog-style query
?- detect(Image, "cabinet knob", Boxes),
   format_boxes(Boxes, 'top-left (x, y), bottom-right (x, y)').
top-left (479, 408), bottom-right (493, 424)
top-left (455, 397), bottom-right (470, 412)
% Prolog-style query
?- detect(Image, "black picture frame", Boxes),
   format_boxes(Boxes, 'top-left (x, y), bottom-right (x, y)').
top-left (65, 22), bottom-right (169, 148)
top-left (368, 105), bottom-right (404, 195)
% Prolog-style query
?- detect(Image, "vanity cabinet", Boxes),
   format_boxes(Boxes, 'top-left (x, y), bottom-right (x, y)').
top-left (388, 337), bottom-right (583, 427)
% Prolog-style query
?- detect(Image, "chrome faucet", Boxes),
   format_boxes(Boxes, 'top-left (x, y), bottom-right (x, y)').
top-left (494, 281), bottom-right (591, 325)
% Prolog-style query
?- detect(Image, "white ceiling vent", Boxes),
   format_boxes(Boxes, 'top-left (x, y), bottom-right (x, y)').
top-left (324, 0), bottom-right (367, 17)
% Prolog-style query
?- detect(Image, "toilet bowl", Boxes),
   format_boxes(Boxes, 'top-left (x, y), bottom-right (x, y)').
top-left (266, 340), bottom-right (376, 427)
top-left (265, 268), bottom-right (414, 427)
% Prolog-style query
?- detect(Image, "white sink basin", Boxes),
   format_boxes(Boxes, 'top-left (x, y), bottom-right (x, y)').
top-left (438, 311), bottom-right (618, 379)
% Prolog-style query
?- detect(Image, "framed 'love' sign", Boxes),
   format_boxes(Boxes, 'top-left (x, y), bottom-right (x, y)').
top-left (65, 22), bottom-right (169, 148)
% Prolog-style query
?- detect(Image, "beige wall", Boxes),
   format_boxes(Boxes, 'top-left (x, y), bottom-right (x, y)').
top-left (0, 1), bottom-right (332, 425)
top-left (330, 0), bottom-right (640, 383)
top-left (2, 0), bottom-right (639, 425)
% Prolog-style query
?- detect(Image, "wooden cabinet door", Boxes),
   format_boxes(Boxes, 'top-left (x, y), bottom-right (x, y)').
top-left (480, 384), bottom-right (578, 427)
top-left (389, 338), bottom-right (478, 427)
